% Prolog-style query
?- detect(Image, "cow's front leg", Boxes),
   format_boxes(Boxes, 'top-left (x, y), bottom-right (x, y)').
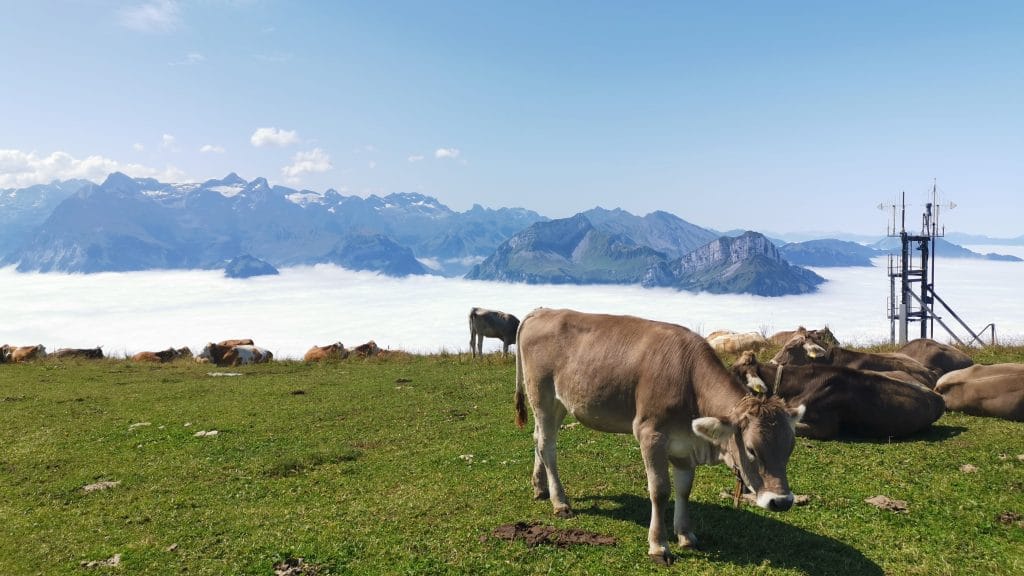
top-left (670, 462), bottom-right (699, 549)
top-left (636, 424), bottom-right (672, 565)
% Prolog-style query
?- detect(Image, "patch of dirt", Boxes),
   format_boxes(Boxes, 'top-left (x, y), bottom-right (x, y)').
top-left (996, 511), bottom-right (1023, 528)
top-left (865, 495), bottom-right (908, 513)
top-left (486, 522), bottom-right (617, 548)
top-left (274, 556), bottom-right (325, 575)
top-left (959, 464), bottom-right (979, 473)
top-left (290, 390), bottom-right (306, 395)
top-left (395, 378), bottom-right (411, 383)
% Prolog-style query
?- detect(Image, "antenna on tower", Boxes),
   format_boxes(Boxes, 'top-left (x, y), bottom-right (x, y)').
top-left (883, 181), bottom-right (994, 346)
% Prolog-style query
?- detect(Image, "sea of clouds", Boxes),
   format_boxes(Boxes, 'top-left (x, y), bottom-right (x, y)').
top-left (2, 245), bottom-right (1022, 359)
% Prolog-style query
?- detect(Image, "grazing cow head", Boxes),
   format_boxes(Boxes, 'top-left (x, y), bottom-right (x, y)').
top-left (692, 395), bottom-right (805, 511)
top-left (771, 334), bottom-right (828, 365)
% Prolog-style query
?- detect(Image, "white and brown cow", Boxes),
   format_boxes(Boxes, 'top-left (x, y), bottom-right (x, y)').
top-left (196, 342), bottom-right (273, 366)
top-left (705, 330), bottom-right (768, 354)
top-left (4, 344), bottom-right (47, 363)
top-left (304, 342), bottom-right (349, 362)
top-left (936, 364), bottom-right (1024, 421)
top-left (469, 307), bottom-right (520, 357)
top-left (514, 308), bottom-right (803, 564)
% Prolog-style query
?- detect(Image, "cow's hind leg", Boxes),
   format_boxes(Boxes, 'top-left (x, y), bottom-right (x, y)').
top-left (533, 402), bottom-right (571, 517)
top-left (636, 423), bottom-right (673, 565)
top-left (669, 460), bottom-right (699, 550)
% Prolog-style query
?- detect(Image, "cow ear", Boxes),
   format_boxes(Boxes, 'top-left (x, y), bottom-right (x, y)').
top-left (788, 404), bottom-right (806, 426)
top-left (692, 417), bottom-right (735, 444)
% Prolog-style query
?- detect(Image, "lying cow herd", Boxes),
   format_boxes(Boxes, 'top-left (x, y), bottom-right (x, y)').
top-left (0, 338), bottom-right (383, 367)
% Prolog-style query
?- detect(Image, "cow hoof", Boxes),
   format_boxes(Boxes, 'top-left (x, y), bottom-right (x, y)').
top-left (554, 506), bottom-right (575, 519)
top-left (649, 552), bottom-right (674, 566)
top-left (677, 532), bottom-right (700, 550)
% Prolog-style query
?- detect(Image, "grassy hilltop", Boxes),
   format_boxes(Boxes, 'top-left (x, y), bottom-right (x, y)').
top-left (1, 349), bottom-right (1022, 575)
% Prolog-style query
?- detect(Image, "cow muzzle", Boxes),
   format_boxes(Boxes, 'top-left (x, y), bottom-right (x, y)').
top-left (757, 491), bottom-right (794, 512)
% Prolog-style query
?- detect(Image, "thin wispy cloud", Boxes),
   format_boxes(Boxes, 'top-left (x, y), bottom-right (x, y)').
top-left (282, 148), bottom-right (332, 181)
top-left (169, 52), bottom-right (205, 66)
top-left (161, 134), bottom-right (177, 151)
top-left (251, 127), bottom-right (299, 147)
top-left (435, 148), bottom-right (460, 159)
top-left (0, 149), bottom-right (184, 187)
top-left (133, 143), bottom-right (145, 152)
top-left (254, 53), bottom-right (292, 63)
top-left (116, 0), bottom-right (182, 33)
top-left (407, 155), bottom-right (425, 163)
top-left (199, 144), bottom-right (225, 154)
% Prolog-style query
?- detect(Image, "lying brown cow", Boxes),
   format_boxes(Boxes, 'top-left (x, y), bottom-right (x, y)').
top-left (772, 333), bottom-right (938, 388)
top-left (304, 342), bottom-right (349, 362)
top-left (769, 326), bottom-right (839, 347)
top-left (898, 338), bottom-right (973, 376)
top-left (733, 351), bottom-right (944, 439)
top-left (52, 346), bottom-right (104, 360)
top-left (935, 364), bottom-right (1024, 421)
top-left (351, 340), bottom-right (380, 358)
top-left (469, 307), bottom-right (519, 357)
top-left (5, 344), bottom-right (47, 363)
top-left (131, 347), bottom-right (188, 363)
top-left (196, 343), bottom-right (272, 366)
top-left (515, 308), bottom-right (803, 564)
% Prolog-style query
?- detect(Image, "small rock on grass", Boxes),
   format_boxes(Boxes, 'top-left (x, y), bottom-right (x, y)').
top-left (82, 481), bottom-right (121, 493)
top-left (960, 464), bottom-right (979, 473)
top-left (193, 430), bottom-right (219, 437)
top-left (81, 554), bottom-right (121, 568)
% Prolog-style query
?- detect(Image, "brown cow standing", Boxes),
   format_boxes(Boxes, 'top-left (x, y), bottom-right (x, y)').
top-left (304, 342), bottom-right (349, 362)
top-left (772, 333), bottom-right (939, 388)
top-left (936, 364), bottom-right (1024, 421)
top-left (732, 351), bottom-right (945, 439)
top-left (515, 308), bottom-right (803, 564)
top-left (217, 339), bottom-right (254, 347)
top-left (469, 307), bottom-right (519, 357)
top-left (898, 338), bottom-right (974, 376)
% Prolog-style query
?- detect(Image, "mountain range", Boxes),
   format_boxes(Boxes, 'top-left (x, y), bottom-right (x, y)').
top-left (1, 172), bottom-right (1018, 296)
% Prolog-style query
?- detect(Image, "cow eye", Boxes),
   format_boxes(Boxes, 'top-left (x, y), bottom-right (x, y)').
top-left (745, 449), bottom-right (756, 461)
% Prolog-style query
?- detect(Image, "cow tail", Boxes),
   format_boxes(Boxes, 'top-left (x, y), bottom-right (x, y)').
top-left (514, 317), bottom-right (528, 429)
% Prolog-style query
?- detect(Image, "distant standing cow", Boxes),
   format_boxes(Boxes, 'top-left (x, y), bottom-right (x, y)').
top-left (469, 307), bottom-right (520, 357)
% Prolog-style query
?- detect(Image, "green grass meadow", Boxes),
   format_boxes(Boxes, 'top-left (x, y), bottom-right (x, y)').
top-left (1, 351), bottom-right (1022, 575)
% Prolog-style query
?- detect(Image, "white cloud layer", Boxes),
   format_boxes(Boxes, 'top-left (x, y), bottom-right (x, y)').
top-left (435, 148), bottom-right (460, 159)
top-left (199, 144), bottom-right (225, 154)
top-left (250, 127), bottom-right (299, 147)
top-left (117, 0), bottom-right (182, 33)
top-left (281, 148), bottom-right (332, 179)
top-left (408, 155), bottom-right (425, 162)
top-left (2, 254), bottom-right (1022, 359)
top-left (0, 149), bottom-right (184, 188)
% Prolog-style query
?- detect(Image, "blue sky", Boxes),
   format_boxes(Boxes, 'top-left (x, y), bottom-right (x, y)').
top-left (3, 1), bottom-right (1023, 236)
